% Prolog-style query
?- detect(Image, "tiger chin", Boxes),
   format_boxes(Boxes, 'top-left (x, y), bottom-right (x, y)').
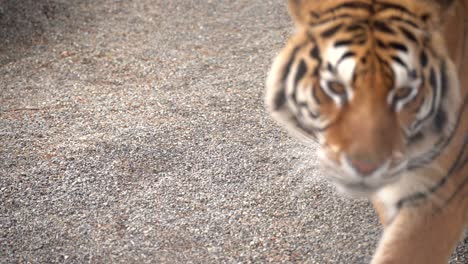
top-left (265, 0), bottom-right (467, 263)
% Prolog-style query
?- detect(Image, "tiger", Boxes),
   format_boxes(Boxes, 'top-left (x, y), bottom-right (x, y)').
top-left (265, 0), bottom-right (467, 263)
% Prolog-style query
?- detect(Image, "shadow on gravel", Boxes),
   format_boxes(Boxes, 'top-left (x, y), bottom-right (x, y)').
top-left (0, 0), bottom-right (92, 66)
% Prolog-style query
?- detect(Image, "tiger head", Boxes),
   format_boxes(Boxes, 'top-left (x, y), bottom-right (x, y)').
top-left (266, 0), bottom-right (462, 195)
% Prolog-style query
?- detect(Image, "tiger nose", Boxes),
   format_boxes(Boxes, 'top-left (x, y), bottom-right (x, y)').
top-left (348, 156), bottom-right (381, 175)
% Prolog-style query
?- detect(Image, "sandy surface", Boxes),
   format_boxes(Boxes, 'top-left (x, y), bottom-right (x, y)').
top-left (0, 0), bottom-right (466, 263)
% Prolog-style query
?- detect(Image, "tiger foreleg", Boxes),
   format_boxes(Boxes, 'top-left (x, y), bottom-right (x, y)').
top-left (370, 200), bottom-right (466, 264)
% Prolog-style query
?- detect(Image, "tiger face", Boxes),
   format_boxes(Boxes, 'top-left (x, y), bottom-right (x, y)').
top-left (266, 0), bottom-right (462, 195)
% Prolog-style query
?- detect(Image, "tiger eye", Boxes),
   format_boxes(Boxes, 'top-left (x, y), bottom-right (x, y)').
top-left (394, 86), bottom-right (412, 100)
top-left (328, 81), bottom-right (347, 95)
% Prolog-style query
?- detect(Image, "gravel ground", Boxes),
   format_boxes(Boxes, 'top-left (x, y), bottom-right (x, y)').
top-left (0, 0), bottom-right (466, 263)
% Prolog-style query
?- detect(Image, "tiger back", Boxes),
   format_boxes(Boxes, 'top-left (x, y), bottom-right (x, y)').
top-left (265, 0), bottom-right (467, 263)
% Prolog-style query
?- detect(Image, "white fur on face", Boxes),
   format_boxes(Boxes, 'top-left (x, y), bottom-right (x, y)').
top-left (387, 49), bottom-right (422, 112)
top-left (321, 44), bottom-right (357, 104)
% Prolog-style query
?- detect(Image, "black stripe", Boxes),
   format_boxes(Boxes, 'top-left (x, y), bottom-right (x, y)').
top-left (377, 2), bottom-right (417, 18)
top-left (274, 46), bottom-right (301, 110)
top-left (310, 45), bottom-right (322, 76)
top-left (389, 16), bottom-right (420, 29)
top-left (334, 39), bottom-right (354, 47)
top-left (273, 91), bottom-right (287, 111)
top-left (388, 42), bottom-right (408, 52)
top-left (291, 59), bottom-right (308, 103)
top-left (294, 59), bottom-right (308, 88)
top-left (440, 60), bottom-right (448, 98)
top-left (346, 24), bottom-right (365, 32)
top-left (419, 50), bottom-right (428, 68)
top-left (429, 67), bottom-right (437, 92)
top-left (310, 45), bottom-right (320, 60)
top-left (321, 23), bottom-right (344, 38)
top-left (373, 20), bottom-right (396, 34)
top-left (312, 14), bottom-right (352, 27)
top-left (376, 39), bottom-right (387, 49)
top-left (433, 108), bottom-right (447, 132)
top-left (433, 65), bottom-right (448, 131)
top-left (399, 26), bottom-right (418, 43)
top-left (337, 51), bottom-right (356, 65)
top-left (391, 55), bottom-right (408, 69)
top-left (281, 46), bottom-right (301, 82)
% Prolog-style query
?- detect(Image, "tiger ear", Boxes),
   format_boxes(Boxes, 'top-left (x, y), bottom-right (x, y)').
top-left (288, 0), bottom-right (320, 26)
top-left (433, 0), bottom-right (455, 9)
top-left (411, 0), bottom-right (457, 27)
top-left (427, 0), bottom-right (457, 25)
top-left (428, 0), bottom-right (456, 17)
top-left (288, 0), bottom-right (306, 25)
